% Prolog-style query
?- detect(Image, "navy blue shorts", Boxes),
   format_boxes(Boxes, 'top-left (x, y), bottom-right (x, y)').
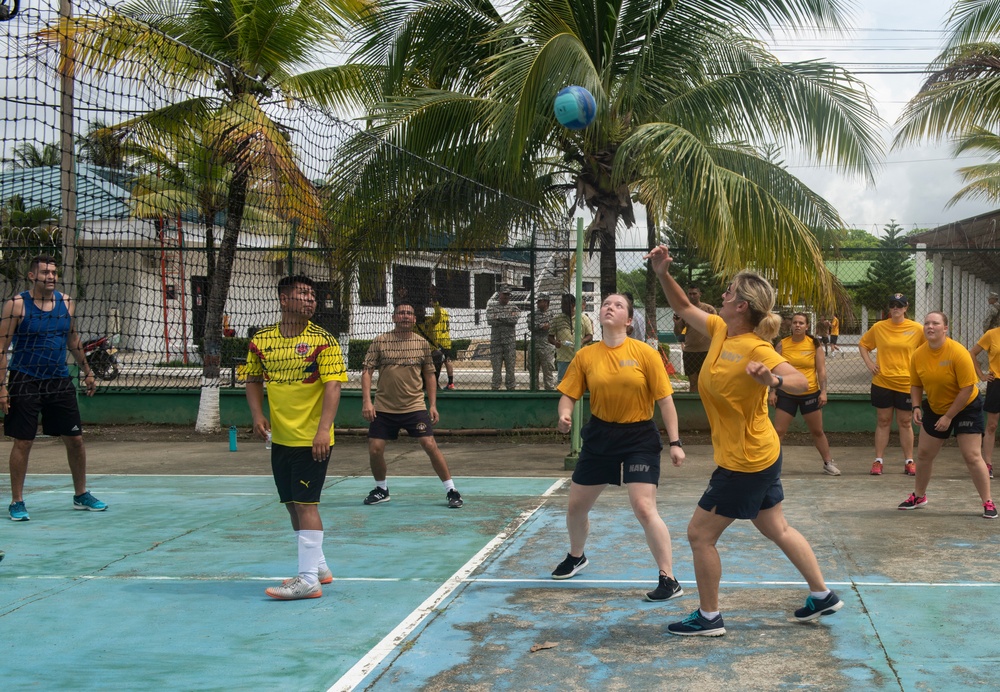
top-left (871, 383), bottom-right (912, 411)
top-left (774, 391), bottom-right (822, 416)
top-left (697, 453), bottom-right (785, 520)
top-left (984, 380), bottom-right (1000, 415)
top-left (920, 396), bottom-right (985, 439)
top-left (271, 443), bottom-right (330, 504)
top-left (368, 410), bottom-right (434, 440)
top-left (572, 416), bottom-right (662, 486)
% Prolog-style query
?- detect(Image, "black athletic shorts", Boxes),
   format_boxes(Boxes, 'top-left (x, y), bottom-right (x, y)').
top-left (870, 383), bottom-right (912, 411)
top-left (697, 453), bottom-right (784, 520)
top-left (3, 371), bottom-right (82, 440)
top-left (683, 351), bottom-right (708, 379)
top-left (774, 390), bottom-right (822, 416)
top-left (572, 416), bottom-right (662, 486)
top-left (829, 335), bottom-right (839, 345)
top-left (368, 410), bottom-right (434, 440)
top-left (920, 395), bottom-right (985, 439)
top-left (984, 380), bottom-right (1000, 415)
top-left (271, 443), bottom-right (330, 504)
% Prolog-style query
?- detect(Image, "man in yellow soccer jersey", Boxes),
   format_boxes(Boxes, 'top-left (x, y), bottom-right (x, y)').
top-left (246, 275), bottom-right (347, 601)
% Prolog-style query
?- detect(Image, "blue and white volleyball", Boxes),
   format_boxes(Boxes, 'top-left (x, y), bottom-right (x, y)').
top-left (554, 86), bottom-right (597, 130)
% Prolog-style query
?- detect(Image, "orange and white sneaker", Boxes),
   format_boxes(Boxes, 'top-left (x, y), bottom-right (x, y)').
top-left (904, 460), bottom-right (916, 476)
top-left (870, 460), bottom-right (883, 476)
top-left (266, 576), bottom-right (322, 600)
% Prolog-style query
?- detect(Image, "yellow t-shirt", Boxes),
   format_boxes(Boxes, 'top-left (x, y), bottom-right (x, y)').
top-left (558, 339), bottom-right (673, 423)
top-left (830, 316), bottom-right (840, 336)
top-left (699, 315), bottom-right (785, 472)
top-left (245, 322), bottom-right (348, 447)
top-left (363, 331), bottom-right (434, 413)
top-left (432, 304), bottom-right (452, 349)
top-left (910, 339), bottom-right (979, 415)
top-left (778, 336), bottom-right (820, 394)
top-left (859, 319), bottom-right (926, 393)
top-left (976, 327), bottom-right (1000, 375)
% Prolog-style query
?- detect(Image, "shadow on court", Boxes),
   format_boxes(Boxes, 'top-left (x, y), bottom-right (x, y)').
top-left (1, 437), bottom-right (998, 690)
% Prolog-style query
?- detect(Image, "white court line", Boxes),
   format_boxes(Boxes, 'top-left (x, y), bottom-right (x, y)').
top-left (327, 477), bottom-right (568, 692)
top-left (8, 473), bottom-right (566, 480)
top-left (468, 578), bottom-right (1000, 588)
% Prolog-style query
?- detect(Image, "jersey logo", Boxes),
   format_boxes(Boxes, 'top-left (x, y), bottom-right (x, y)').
top-left (938, 360), bottom-right (952, 367)
top-left (619, 359), bottom-right (639, 367)
top-left (719, 350), bottom-right (743, 363)
top-left (296, 342), bottom-right (310, 356)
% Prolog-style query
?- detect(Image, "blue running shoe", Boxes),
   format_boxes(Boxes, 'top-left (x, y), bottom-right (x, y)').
top-left (667, 609), bottom-right (726, 636)
top-left (794, 591), bottom-right (843, 621)
top-left (73, 492), bottom-right (108, 511)
top-left (8, 501), bottom-right (29, 521)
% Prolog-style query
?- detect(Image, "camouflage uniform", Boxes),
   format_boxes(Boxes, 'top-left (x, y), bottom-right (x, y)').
top-left (487, 297), bottom-right (520, 390)
top-left (530, 304), bottom-right (556, 390)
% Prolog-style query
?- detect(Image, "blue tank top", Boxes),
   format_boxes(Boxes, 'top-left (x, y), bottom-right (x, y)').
top-left (10, 290), bottom-right (72, 379)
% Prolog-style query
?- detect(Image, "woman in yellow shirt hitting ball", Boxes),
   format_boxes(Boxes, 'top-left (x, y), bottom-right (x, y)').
top-left (647, 244), bottom-right (843, 637)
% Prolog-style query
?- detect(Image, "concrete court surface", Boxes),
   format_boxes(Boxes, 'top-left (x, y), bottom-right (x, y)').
top-left (1, 432), bottom-right (999, 690)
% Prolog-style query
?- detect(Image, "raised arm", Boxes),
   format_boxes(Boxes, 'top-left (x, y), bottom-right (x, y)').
top-left (645, 245), bottom-right (711, 337)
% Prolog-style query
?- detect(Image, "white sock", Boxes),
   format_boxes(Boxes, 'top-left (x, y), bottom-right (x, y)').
top-left (874, 457), bottom-right (883, 463)
top-left (443, 479), bottom-right (456, 492)
top-left (699, 609), bottom-right (720, 619)
top-left (298, 530), bottom-right (323, 585)
top-left (376, 480), bottom-right (388, 491)
top-left (296, 530), bottom-right (328, 571)
top-left (810, 589), bottom-right (831, 600)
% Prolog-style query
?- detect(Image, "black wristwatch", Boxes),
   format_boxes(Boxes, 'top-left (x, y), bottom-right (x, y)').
top-left (669, 440), bottom-right (683, 448)
top-left (773, 374), bottom-right (783, 389)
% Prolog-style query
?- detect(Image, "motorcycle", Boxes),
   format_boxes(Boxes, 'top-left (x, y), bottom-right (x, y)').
top-left (83, 336), bottom-right (120, 381)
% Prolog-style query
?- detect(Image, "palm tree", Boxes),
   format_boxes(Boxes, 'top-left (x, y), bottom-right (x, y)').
top-left (37, 0), bottom-right (368, 431)
top-left (6, 142), bottom-right (60, 168)
top-left (326, 0), bottom-right (883, 304)
top-left (895, 1), bottom-right (1000, 189)
top-left (0, 195), bottom-right (61, 285)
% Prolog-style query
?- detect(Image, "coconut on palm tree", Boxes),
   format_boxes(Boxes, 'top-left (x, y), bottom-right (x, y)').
top-left (326, 0), bottom-right (883, 306)
top-left (36, 0), bottom-right (368, 431)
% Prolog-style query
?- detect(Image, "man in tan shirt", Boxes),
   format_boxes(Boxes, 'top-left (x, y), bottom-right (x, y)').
top-left (672, 285), bottom-right (717, 394)
top-left (361, 302), bottom-right (463, 508)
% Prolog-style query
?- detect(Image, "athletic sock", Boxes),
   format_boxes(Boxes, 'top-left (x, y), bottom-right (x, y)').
top-left (874, 457), bottom-right (883, 463)
top-left (296, 530), bottom-right (328, 572)
top-left (376, 480), bottom-right (388, 491)
top-left (699, 609), bottom-right (720, 620)
top-left (443, 479), bottom-right (456, 492)
top-left (810, 590), bottom-right (831, 600)
top-left (298, 530), bottom-right (323, 586)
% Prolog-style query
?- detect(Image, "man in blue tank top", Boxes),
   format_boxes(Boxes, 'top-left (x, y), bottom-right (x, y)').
top-left (0, 255), bottom-right (106, 521)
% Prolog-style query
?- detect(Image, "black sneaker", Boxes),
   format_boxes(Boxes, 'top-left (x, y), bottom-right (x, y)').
top-left (447, 489), bottom-right (464, 508)
top-left (645, 573), bottom-right (684, 602)
top-left (551, 553), bottom-right (588, 580)
top-left (794, 591), bottom-right (843, 621)
top-left (363, 487), bottom-right (390, 505)
top-left (667, 609), bottom-right (726, 636)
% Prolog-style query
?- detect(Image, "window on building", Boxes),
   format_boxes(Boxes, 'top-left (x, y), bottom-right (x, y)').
top-left (359, 263), bottom-right (386, 306)
top-left (474, 273), bottom-right (498, 309)
top-left (393, 264), bottom-right (432, 307)
top-left (435, 269), bottom-right (470, 308)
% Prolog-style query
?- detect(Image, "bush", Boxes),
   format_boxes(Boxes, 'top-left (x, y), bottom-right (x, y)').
top-left (348, 339), bottom-right (373, 371)
top-left (451, 338), bottom-right (472, 353)
top-left (197, 337), bottom-right (250, 366)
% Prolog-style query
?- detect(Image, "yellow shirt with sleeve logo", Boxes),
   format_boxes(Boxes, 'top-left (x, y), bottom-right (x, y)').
top-left (830, 316), bottom-right (840, 336)
top-left (558, 339), bottom-right (673, 423)
top-left (909, 338), bottom-right (979, 415)
top-left (700, 315), bottom-right (785, 472)
top-left (778, 336), bottom-right (819, 394)
top-left (976, 327), bottom-right (1000, 376)
top-left (859, 319), bottom-right (925, 393)
top-left (245, 322), bottom-right (348, 447)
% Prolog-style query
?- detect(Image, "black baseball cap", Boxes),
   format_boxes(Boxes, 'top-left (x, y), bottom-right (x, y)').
top-left (888, 293), bottom-right (908, 307)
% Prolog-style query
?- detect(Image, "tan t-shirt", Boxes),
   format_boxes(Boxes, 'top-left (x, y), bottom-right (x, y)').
top-left (363, 331), bottom-right (434, 413)
top-left (677, 302), bottom-right (717, 353)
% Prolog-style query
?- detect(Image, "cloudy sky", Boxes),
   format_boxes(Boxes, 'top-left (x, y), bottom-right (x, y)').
top-left (767, 0), bottom-right (996, 235)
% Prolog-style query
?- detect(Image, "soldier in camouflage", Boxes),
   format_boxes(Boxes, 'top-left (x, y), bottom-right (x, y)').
top-left (487, 286), bottom-right (521, 390)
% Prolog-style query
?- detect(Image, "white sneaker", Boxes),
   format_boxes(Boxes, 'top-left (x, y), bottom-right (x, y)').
top-left (823, 461), bottom-right (842, 476)
top-left (265, 576), bottom-right (322, 600)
